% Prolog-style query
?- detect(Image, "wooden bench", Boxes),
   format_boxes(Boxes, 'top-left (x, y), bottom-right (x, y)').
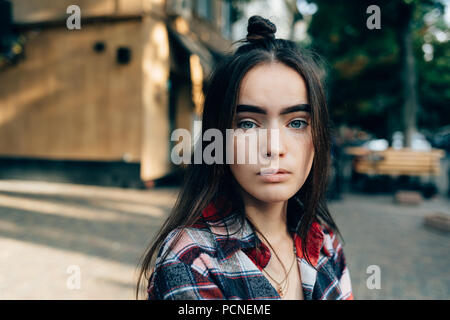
top-left (345, 147), bottom-right (445, 177)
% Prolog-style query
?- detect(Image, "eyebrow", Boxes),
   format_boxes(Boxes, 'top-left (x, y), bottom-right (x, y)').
top-left (236, 104), bottom-right (311, 115)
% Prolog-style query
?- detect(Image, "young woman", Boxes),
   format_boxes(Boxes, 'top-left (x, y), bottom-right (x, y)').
top-left (136, 15), bottom-right (353, 300)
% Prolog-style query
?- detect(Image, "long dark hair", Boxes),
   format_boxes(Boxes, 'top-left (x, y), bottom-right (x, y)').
top-left (136, 15), bottom-right (340, 299)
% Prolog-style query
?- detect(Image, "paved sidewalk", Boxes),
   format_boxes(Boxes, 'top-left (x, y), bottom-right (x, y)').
top-left (329, 193), bottom-right (450, 299)
top-left (0, 180), bottom-right (178, 299)
top-left (0, 180), bottom-right (448, 299)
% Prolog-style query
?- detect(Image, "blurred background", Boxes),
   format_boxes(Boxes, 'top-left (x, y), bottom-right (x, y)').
top-left (0, 0), bottom-right (448, 299)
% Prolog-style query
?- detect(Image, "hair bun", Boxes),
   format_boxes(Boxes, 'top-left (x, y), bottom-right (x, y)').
top-left (246, 16), bottom-right (276, 43)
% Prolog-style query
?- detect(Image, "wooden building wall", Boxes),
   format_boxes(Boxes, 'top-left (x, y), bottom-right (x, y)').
top-left (0, 0), bottom-right (231, 182)
top-left (0, 20), bottom-right (144, 162)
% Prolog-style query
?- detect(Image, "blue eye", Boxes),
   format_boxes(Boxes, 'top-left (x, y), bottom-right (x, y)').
top-left (237, 120), bottom-right (257, 129)
top-left (289, 119), bottom-right (308, 129)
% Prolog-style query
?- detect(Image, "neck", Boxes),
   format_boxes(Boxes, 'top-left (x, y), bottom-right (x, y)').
top-left (241, 192), bottom-right (290, 243)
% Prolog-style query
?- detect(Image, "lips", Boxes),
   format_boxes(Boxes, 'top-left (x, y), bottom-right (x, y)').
top-left (258, 168), bottom-right (291, 175)
top-left (258, 168), bottom-right (292, 183)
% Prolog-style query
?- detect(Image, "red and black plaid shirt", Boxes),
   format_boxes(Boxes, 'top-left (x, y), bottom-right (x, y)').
top-left (147, 198), bottom-right (353, 300)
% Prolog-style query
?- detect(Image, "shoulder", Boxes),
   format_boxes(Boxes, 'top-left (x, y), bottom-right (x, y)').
top-left (316, 224), bottom-right (353, 299)
top-left (320, 224), bottom-right (343, 260)
top-left (147, 224), bottom-right (223, 299)
top-left (155, 223), bottom-right (218, 267)
top-left (316, 223), bottom-right (349, 277)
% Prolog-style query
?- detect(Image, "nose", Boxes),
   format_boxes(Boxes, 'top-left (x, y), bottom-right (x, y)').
top-left (261, 126), bottom-right (287, 160)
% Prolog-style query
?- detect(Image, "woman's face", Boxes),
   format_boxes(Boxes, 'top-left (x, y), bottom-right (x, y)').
top-left (229, 62), bottom-right (314, 203)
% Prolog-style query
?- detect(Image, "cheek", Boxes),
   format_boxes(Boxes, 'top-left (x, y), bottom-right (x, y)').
top-left (229, 137), bottom-right (249, 177)
top-left (292, 134), bottom-right (314, 174)
top-left (229, 138), bottom-right (257, 190)
top-left (233, 133), bottom-right (252, 159)
top-left (231, 132), bottom-right (259, 165)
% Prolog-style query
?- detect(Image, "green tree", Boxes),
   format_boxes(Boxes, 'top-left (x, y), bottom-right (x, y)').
top-left (305, 0), bottom-right (448, 144)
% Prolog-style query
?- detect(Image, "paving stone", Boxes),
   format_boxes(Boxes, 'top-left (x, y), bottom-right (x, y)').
top-left (394, 190), bottom-right (423, 205)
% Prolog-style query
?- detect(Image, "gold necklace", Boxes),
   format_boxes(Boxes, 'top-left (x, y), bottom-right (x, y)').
top-left (245, 216), bottom-right (298, 298)
top-left (261, 244), bottom-right (296, 297)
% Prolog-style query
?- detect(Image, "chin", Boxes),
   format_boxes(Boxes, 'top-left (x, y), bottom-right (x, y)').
top-left (249, 184), bottom-right (298, 203)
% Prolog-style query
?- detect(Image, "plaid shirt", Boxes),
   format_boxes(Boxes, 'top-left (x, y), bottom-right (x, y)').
top-left (147, 198), bottom-right (353, 300)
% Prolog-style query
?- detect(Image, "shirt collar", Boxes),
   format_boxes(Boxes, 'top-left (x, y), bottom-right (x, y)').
top-left (199, 197), bottom-right (329, 268)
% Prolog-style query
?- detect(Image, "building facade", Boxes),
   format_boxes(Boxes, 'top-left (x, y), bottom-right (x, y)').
top-left (0, 0), bottom-right (233, 187)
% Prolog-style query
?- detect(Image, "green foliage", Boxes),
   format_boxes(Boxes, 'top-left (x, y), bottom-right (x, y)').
top-left (306, 0), bottom-right (448, 138)
top-left (417, 30), bottom-right (450, 129)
